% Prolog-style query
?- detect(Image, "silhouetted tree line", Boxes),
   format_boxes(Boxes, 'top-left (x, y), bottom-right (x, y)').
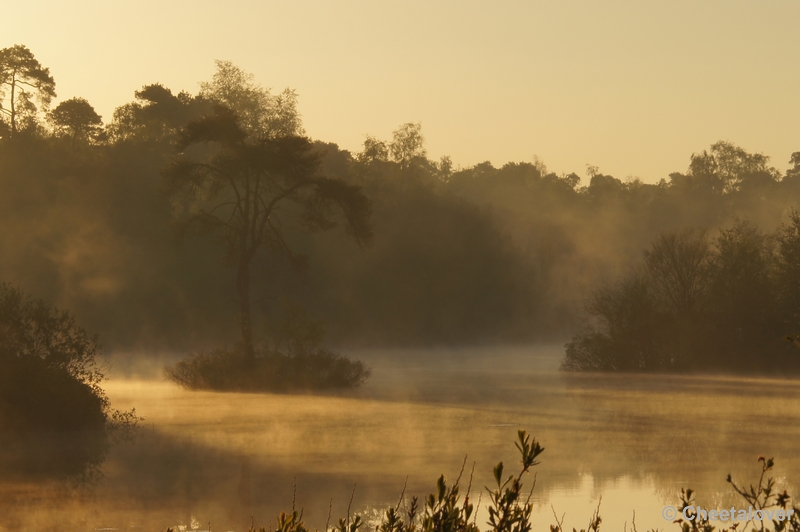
top-left (3, 44), bottom-right (800, 352)
top-left (562, 217), bottom-right (800, 372)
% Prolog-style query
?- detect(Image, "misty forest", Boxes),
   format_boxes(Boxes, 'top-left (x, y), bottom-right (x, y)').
top-left (3, 43), bottom-right (800, 532)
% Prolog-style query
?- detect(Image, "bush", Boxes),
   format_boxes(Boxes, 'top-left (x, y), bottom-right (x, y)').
top-left (164, 345), bottom-right (370, 392)
top-left (562, 274), bottom-right (666, 371)
top-left (563, 219), bottom-right (800, 373)
top-left (165, 304), bottom-right (370, 392)
top-left (0, 283), bottom-right (138, 481)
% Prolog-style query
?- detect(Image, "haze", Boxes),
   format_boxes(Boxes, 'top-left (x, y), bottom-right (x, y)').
top-left (4, 2), bottom-right (800, 531)
top-left (8, 0), bottom-right (800, 180)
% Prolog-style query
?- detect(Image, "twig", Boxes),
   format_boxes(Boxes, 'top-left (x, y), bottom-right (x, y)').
top-left (454, 455), bottom-right (468, 487)
top-left (473, 492), bottom-right (483, 527)
top-left (346, 482), bottom-right (357, 527)
top-left (551, 505), bottom-right (565, 532)
top-left (396, 476), bottom-right (408, 509)
top-left (525, 471), bottom-right (538, 506)
top-left (465, 461), bottom-right (477, 502)
top-left (293, 476), bottom-right (297, 512)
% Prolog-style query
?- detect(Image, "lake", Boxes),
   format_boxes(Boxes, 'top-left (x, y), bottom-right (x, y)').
top-left (3, 345), bottom-right (799, 531)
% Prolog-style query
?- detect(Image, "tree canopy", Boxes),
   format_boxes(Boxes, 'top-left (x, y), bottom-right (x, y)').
top-left (1, 47), bottom-right (800, 361)
top-left (164, 106), bottom-right (372, 356)
top-left (0, 44), bottom-right (56, 136)
top-left (48, 97), bottom-right (103, 144)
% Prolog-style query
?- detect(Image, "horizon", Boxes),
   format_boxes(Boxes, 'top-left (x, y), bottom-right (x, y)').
top-left (6, 0), bottom-right (800, 183)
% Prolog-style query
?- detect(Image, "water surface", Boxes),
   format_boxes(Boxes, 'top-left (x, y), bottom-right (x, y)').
top-left (4, 346), bottom-right (799, 531)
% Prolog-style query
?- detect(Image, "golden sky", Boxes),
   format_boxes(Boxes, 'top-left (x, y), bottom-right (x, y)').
top-left (7, 1), bottom-right (800, 182)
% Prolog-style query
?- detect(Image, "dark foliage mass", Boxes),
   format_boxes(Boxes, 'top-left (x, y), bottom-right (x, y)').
top-left (165, 303), bottom-right (370, 392)
top-left (563, 216), bottom-right (800, 373)
top-left (3, 44), bottom-right (800, 370)
top-left (0, 283), bottom-right (137, 481)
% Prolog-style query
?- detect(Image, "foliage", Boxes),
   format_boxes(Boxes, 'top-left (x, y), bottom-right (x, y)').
top-left (563, 216), bottom-right (800, 373)
top-left (199, 60), bottom-right (304, 138)
top-left (688, 141), bottom-right (781, 195)
top-left (48, 97), bottom-right (103, 143)
top-left (3, 50), bottom-right (800, 350)
top-left (164, 303), bottom-right (370, 392)
top-left (562, 274), bottom-right (664, 371)
top-left (0, 44), bottom-right (56, 136)
top-left (0, 283), bottom-right (138, 481)
top-left (108, 83), bottom-right (211, 142)
top-left (221, 430), bottom-right (543, 532)
top-left (676, 456), bottom-right (800, 532)
top-left (644, 228), bottom-right (711, 318)
top-left (175, 431), bottom-right (800, 532)
top-left (163, 103), bottom-right (372, 356)
top-left (389, 122), bottom-right (426, 168)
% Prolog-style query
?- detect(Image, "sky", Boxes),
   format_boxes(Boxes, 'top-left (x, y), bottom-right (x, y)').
top-left (6, 1), bottom-right (800, 183)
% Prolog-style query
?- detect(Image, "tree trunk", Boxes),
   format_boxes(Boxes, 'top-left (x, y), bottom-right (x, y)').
top-left (9, 72), bottom-right (16, 136)
top-left (236, 258), bottom-right (254, 361)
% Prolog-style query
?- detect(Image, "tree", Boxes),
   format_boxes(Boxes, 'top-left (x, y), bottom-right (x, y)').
top-left (688, 141), bottom-right (779, 194)
top-left (199, 60), bottom-right (303, 138)
top-left (706, 220), bottom-right (777, 368)
top-left (0, 283), bottom-right (138, 480)
top-left (789, 152), bottom-right (800, 176)
top-left (0, 45), bottom-right (56, 136)
top-left (644, 228), bottom-right (711, 318)
top-left (389, 122), bottom-right (426, 167)
top-left (163, 106), bottom-right (372, 358)
top-left (357, 135), bottom-right (389, 163)
top-left (776, 210), bottom-right (800, 333)
top-left (562, 274), bottom-right (665, 371)
top-left (108, 83), bottom-right (211, 142)
top-left (48, 97), bottom-right (103, 145)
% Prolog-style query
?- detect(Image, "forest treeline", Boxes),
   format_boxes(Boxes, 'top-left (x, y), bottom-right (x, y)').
top-left (3, 45), bottom-right (800, 353)
top-left (563, 219), bottom-right (800, 372)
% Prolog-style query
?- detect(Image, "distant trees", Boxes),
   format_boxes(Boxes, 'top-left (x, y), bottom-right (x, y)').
top-left (108, 83), bottom-right (211, 142)
top-left (389, 122), bottom-right (426, 167)
top-left (3, 47), bottom-right (800, 356)
top-left (199, 60), bottom-right (303, 138)
top-left (357, 122), bottom-right (427, 169)
top-left (775, 212), bottom-right (800, 334)
top-left (563, 217), bottom-right (800, 373)
top-left (688, 141), bottom-right (780, 194)
top-left (560, 274), bottom-right (663, 371)
top-left (644, 229), bottom-right (710, 318)
top-left (48, 97), bottom-right (103, 145)
top-left (0, 45), bottom-right (56, 136)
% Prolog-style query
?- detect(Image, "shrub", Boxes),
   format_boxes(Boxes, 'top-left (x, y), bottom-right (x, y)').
top-left (178, 430), bottom-right (545, 532)
top-left (212, 432), bottom-right (799, 532)
top-left (0, 283), bottom-right (138, 481)
top-left (165, 304), bottom-right (370, 392)
top-left (562, 274), bottom-right (666, 371)
top-left (563, 219), bottom-right (800, 373)
top-left (164, 345), bottom-right (370, 392)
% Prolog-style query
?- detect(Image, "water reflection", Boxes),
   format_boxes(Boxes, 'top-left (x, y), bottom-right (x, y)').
top-left (3, 346), bottom-right (799, 531)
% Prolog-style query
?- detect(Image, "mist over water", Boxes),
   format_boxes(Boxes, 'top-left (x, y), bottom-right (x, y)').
top-left (4, 346), bottom-right (799, 531)
top-left (3, 13), bottom-right (800, 532)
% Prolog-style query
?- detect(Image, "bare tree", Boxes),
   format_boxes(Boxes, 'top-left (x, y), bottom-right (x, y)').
top-left (644, 228), bottom-right (711, 317)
